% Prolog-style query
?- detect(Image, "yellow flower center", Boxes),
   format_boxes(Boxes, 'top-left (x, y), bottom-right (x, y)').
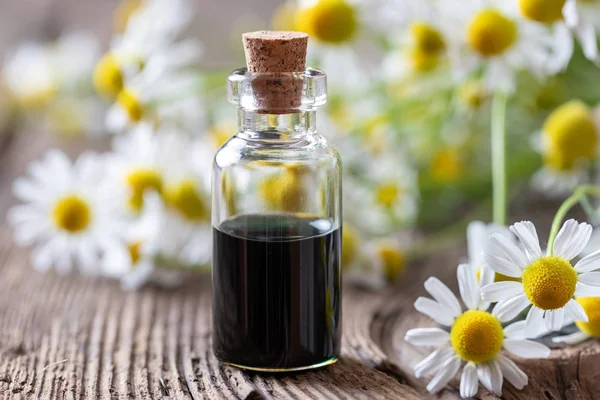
top-left (378, 245), bottom-right (405, 281)
top-left (164, 179), bottom-right (208, 222)
top-left (450, 310), bottom-right (504, 363)
top-left (467, 9), bottom-right (518, 57)
top-left (125, 168), bottom-right (163, 212)
top-left (522, 256), bottom-right (577, 310)
top-left (375, 183), bottom-right (400, 209)
top-left (52, 195), bottom-right (92, 233)
top-left (543, 101), bottom-right (597, 171)
top-left (430, 149), bottom-right (464, 182)
top-left (113, 0), bottom-right (143, 33)
top-left (296, 0), bottom-right (358, 45)
top-left (411, 22), bottom-right (446, 56)
top-left (574, 297), bottom-right (600, 337)
top-left (342, 226), bottom-right (359, 268)
top-left (519, 0), bottom-right (566, 23)
top-left (128, 240), bottom-right (143, 264)
top-left (259, 168), bottom-right (305, 212)
top-left (93, 53), bottom-right (124, 98)
top-left (117, 89), bottom-right (144, 122)
top-left (409, 49), bottom-right (442, 73)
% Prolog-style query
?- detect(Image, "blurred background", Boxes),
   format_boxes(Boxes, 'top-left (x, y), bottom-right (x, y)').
top-left (3, 0), bottom-right (600, 289)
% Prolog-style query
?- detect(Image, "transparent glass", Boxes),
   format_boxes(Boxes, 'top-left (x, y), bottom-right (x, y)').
top-left (211, 68), bottom-right (342, 372)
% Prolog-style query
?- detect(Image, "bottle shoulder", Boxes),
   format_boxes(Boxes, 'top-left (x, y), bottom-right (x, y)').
top-left (213, 132), bottom-right (341, 170)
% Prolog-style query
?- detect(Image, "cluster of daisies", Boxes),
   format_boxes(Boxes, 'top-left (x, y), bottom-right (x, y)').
top-left (405, 218), bottom-right (600, 397)
top-left (4, 0), bottom-right (215, 289)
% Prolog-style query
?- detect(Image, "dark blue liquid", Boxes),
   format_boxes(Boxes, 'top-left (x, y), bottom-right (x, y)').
top-left (212, 214), bottom-right (341, 371)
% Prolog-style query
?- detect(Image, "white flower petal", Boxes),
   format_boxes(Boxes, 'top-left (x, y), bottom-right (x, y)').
top-left (553, 219), bottom-right (578, 258)
top-left (524, 306), bottom-right (545, 338)
top-left (575, 282), bottom-right (600, 297)
top-left (414, 347), bottom-right (455, 378)
top-left (424, 277), bottom-right (462, 318)
top-left (503, 339), bottom-right (551, 359)
top-left (496, 354), bottom-right (528, 390)
top-left (480, 262), bottom-right (495, 288)
top-left (467, 221), bottom-right (487, 267)
top-left (490, 233), bottom-right (529, 269)
top-left (510, 222), bottom-right (542, 260)
top-left (476, 363), bottom-right (495, 394)
top-left (578, 271), bottom-right (600, 286)
top-left (460, 362), bottom-right (478, 398)
top-left (552, 331), bottom-right (590, 345)
top-left (481, 281), bottom-right (524, 302)
top-left (404, 328), bottom-right (450, 347)
top-left (565, 299), bottom-right (588, 323)
top-left (458, 263), bottom-right (479, 310)
top-left (544, 308), bottom-right (565, 331)
top-left (574, 249), bottom-right (600, 273)
top-left (488, 360), bottom-right (504, 396)
top-left (414, 297), bottom-right (456, 326)
top-left (426, 356), bottom-right (462, 394)
top-left (492, 295), bottom-right (530, 322)
top-left (503, 320), bottom-right (526, 339)
top-left (554, 220), bottom-right (592, 260)
top-left (564, 223), bottom-right (593, 260)
top-left (483, 253), bottom-right (523, 278)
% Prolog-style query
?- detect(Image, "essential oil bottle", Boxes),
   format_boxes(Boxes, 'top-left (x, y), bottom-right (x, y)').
top-left (211, 31), bottom-right (342, 372)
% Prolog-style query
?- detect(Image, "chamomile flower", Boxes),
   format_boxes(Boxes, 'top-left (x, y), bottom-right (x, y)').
top-left (102, 192), bottom-right (206, 290)
top-left (105, 64), bottom-right (204, 134)
top-left (520, 0), bottom-right (600, 63)
top-left (294, 0), bottom-right (378, 92)
top-left (343, 138), bottom-right (418, 236)
top-left (381, 1), bottom-right (449, 79)
top-left (441, 0), bottom-right (571, 92)
top-left (94, 0), bottom-right (200, 99)
top-left (363, 237), bottom-right (409, 286)
top-left (553, 296), bottom-right (600, 345)
top-left (481, 220), bottom-right (600, 337)
top-left (406, 268), bottom-right (551, 397)
top-left (531, 100), bottom-right (599, 196)
top-left (107, 123), bottom-right (171, 213)
top-left (7, 150), bottom-right (126, 274)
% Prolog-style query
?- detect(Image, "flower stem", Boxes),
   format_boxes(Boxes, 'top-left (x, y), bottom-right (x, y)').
top-left (547, 185), bottom-right (600, 255)
top-left (491, 91), bottom-right (508, 226)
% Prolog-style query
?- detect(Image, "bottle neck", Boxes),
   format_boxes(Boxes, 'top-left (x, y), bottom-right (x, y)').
top-left (237, 110), bottom-right (316, 139)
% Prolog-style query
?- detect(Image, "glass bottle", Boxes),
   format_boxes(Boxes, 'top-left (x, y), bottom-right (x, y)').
top-left (211, 33), bottom-right (342, 372)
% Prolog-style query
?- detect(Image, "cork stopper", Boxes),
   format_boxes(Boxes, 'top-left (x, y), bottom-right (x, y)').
top-left (241, 31), bottom-right (309, 113)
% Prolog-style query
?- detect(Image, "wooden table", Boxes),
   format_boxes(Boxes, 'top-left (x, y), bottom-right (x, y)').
top-left (1, 133), bottom-right (599, 399)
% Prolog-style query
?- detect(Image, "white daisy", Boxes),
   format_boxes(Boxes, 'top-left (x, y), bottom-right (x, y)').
top-left (563, 0), bottom-right (600, 63)
top-left (553, 296), bottom-right (600, 345)
top-left (102, 192), bottom-right (206, 290)
top-left (343, 138), bottom-right (418, 236)
top-left (94, 0), bottom-right (200, 99)
top-left (441, 0), bottom-right (571, 92)
top-left (105, 64), bottom-right (204, 134)
top-left (359, 236), bottom-right (409, 288)
top-left (530, 100), bottom-right (598, 197)
top-left (481, 219), bottom-right (600, 337)
top-left (294, 0), bottom-right (381, 92)
top-left (380, 1), bottom-right (449, 80)
top-left (106, 123), bottom-right (172, 214)
top-left (51, 31), bottom-right (101, 95)
top-left (406, 269), bottom-right (551, 397)
top-left (7, 150), bottom-right (126, 274)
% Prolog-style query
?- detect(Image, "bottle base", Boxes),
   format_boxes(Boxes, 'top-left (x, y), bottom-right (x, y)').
top-left (221, 357), bottom-right (338, 373)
